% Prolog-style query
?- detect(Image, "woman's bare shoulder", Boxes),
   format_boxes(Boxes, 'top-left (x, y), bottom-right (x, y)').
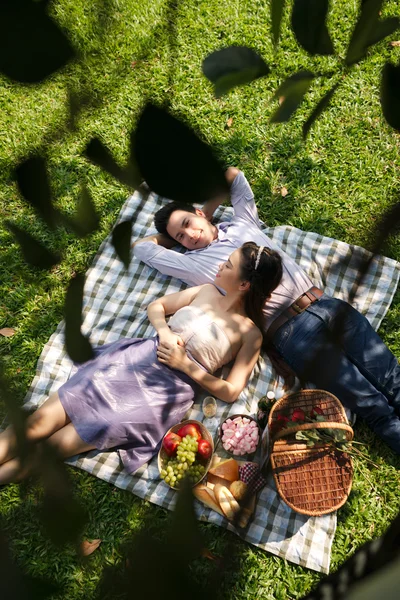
top-left (243, 320), bottom-right (263, 345)
top-left (196, 283), bottom-right (222, 298)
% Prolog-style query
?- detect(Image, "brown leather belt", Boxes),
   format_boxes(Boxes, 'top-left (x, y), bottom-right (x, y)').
top-left (267, 286), bottom-right (324, 339)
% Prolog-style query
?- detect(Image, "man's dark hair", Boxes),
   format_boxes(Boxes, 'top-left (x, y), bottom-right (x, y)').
top-left (154, 202), bottom-right (197, 240)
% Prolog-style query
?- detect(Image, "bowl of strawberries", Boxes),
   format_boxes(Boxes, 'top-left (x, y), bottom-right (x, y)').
top-left (158, 420), bottom-right (214, 490)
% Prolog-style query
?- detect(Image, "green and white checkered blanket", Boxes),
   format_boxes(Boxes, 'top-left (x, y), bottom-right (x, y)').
top-left (23, 189), bottom-right (400, 574)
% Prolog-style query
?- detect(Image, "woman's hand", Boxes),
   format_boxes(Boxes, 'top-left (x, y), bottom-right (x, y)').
top-left (157, 341), bottom-right (190, 371)
top-left (158, 329), bottom-right (184, 350)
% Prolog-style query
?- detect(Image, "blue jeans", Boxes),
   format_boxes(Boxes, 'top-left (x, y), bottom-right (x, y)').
top-left (272, 296), bottom-right (400, 454)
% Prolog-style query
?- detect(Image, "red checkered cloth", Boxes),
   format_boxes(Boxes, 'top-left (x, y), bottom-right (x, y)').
top-left (239, 463), bottom-right (267, 494)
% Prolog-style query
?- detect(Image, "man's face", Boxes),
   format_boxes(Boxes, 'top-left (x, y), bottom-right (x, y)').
top-left (166, 209), bottom-right (217, 250)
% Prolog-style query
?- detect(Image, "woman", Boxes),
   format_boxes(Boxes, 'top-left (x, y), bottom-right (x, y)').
top-left (0, 243), bottom-right (282, 482)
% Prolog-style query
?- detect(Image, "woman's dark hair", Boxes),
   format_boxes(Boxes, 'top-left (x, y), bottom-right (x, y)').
top-left (154, 202), bottom-right (197, 240)
top-left (239, 242), bottom-right (283, 333)
top-left (240, 242), bottom-right (295, 388)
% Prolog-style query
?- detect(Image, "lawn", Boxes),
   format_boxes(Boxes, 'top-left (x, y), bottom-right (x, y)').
top-left (1, 0), bottom-right (400, 598)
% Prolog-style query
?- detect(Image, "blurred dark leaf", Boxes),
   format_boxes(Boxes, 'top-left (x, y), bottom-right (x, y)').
top-left (366, 17), bottom-right (400, 48)
top-left (0, 367), bottom-right (30, 463)
top-left (201, 547), bottom-right (221, 565)
top-left (202, 46), bottom-right (269, 97)
top-left (112, 220), bottom-right (132, 268)
top-left (84, 138), bottom-right (140, 189)
top-left (1, 532), bottom-right (58, 600)
top-left (0, 328), bottom-right (16, 337)
top-left (0, 0), bottom-right (74, 83)
top-left (134, 102), bottom-right (229, 203)
top-left (381, 62), bottom-right (400, 131)
top-left (270, 70), bottom-right (314, 122)
top-left (303, 82), bottom-right (339, 139)
top-left (122, 534), bottom-right (206, 600)
top-left (6, 222), bottom-right (61, 269)
top-left (40, 444), bottom-right (87, 545)
top-left (168, 479), bottom-right (203, 564)
top-left (65, 274), bottom-right (94, 363)
top-left (68, 89), bottom-right (92, 131)
top-left (15, 156), bottom-right (56, 228)
top-left (346, 0), bottom-right (383, 65)
top-left (65, 187), bottom-right (100, 237)
top-left (291, 0), bottom-right (334, 56)
top-left (271, 0), bottom-right (286, 46)
top-left (80, 539), bottom-right (102, 556)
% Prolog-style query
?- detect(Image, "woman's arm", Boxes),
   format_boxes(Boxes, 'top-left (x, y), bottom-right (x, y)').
top-left (157, 327), bottom-right (262, 403)
top-left (147, 284), bottom-right (210, 344)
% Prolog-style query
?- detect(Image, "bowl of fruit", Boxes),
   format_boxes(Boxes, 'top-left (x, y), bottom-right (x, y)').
top-left (158, 420), bottom-right (214, 489)
top-left (219, 414), bottom-right (260, 457)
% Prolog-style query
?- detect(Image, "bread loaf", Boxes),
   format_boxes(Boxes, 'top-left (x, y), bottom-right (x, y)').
top-left (229, 480), bottom-right (248, 501)
top-left (208, 458), bottom-right (239, 482)
top-left (193, 484), bottom-right (224, 516)
top-left (214, 484), bottom-right (241, 520)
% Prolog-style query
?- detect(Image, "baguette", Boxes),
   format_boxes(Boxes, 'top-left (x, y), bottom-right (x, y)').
top-left (237, 507), bottom-right (253, 529)
top-left (193, 484), bottom-right (224, 516)
top-left (214, 484), bottom-right (240, 520)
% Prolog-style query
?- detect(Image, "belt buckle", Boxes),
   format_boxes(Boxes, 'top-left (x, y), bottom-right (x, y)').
top-left (292, 302), bottom-right (303, 314)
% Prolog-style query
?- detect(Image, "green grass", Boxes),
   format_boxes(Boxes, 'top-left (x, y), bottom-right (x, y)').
top-left (1, 0), bottom-right (400, 598)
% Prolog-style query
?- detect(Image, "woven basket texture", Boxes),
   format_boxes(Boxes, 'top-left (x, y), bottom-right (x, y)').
top-left (268, 390), bottom-right (353, 516)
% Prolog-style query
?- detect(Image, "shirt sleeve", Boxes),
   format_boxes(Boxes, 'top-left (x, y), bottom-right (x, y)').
top-left (229, 171), bottom-right (260, 227)
top-left (133, 242), bottom-right (205, 286)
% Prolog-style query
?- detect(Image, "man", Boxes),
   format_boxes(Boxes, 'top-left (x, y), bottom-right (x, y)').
top-left (133, 168), bottom-right (400, 454)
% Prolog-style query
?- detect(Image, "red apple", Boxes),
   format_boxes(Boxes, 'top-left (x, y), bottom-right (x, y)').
top-left (162, 432), bottom-right (181, 456)
top-left (176, 423), bottom-right (202, 440)
top-left (197, 438), bottom-right (212, 460)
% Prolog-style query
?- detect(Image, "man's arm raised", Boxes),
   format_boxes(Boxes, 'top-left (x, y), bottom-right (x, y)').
top-left (202, 167), bottom-right (240, 221)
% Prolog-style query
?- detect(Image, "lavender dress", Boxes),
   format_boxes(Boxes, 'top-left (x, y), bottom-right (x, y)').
top-left (58, 306), bottom-right (232, 474)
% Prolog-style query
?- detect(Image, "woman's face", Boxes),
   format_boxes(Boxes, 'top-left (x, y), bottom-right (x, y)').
top-left (214, 248), bottom-right (245, 292)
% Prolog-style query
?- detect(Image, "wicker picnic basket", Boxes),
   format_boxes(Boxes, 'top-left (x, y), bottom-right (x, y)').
top-left (268, 389), bottom-right (354, 516)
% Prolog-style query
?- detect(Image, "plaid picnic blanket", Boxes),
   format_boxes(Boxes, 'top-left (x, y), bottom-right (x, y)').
top-left (22, 189), bottom-right (400, 574)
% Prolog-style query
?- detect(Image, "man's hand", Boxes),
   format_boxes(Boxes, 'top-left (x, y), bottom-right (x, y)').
top-left (202, 167), bottom-right (240, 221)
top-left (132, 232), bottom-right (177, 249)
top-left (156, 340), bottom-right (190, 371)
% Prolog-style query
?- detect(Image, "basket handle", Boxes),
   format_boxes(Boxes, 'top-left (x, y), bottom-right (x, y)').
top-left (272, 421), bottom-right (354, 443)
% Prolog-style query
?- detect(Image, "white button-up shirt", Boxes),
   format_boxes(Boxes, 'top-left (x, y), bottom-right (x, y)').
top-left (133, 172), bottom-right (313, 331)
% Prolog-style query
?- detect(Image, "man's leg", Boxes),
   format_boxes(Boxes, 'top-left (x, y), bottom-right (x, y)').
top-left (273, 307), bottom-right (400, 454)
top-left (327, 299), bottom-right (400, 415)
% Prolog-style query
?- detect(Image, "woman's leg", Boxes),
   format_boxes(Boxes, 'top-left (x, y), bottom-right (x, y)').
top-left (0, 392), bottom-right (70, 465)
top-left (0, 422), bottom-right (96, 485)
